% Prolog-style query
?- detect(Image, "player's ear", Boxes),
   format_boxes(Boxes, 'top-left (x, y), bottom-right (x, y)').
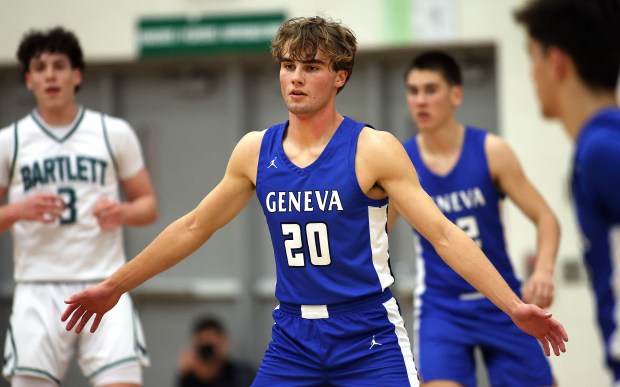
top-left (548, 46), bottom-right (569, 82)
top-left (25, 72), bottom-right (33, 91)
top-left (450, 85), bottom-right (464, 107)
top-left (335, 69), bottom-right (347, 89)
top-left (73, 68), bottom-right (83, 91)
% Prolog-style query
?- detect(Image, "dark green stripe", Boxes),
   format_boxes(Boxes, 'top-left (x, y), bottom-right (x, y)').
top-left (101, 113), bottom-right (119, 174)
top-left (8, 122), bottom-right (18, 182)
top-left (32, 107), bottom-right (85, 143)
top-left (86, 356), bottom-right (140, 380)
top-left (15, 367), bottom-right (62, 385)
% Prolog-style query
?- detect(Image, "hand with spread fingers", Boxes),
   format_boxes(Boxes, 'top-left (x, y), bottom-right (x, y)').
top-left (510, 302), bottom-right (568, 357)
top-left (61, 281), bottom-right (121, 334)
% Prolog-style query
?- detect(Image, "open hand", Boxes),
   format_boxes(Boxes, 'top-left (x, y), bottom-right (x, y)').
top-left (511, 303), bottom-right (568, 356)
top-left (61, 281), bottom-right (121, 333)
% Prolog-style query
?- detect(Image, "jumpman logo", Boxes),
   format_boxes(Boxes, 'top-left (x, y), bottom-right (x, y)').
top-left (369, 335), bottom-right (382, 350)
top-left (268, 157), bottom-right (278, 169)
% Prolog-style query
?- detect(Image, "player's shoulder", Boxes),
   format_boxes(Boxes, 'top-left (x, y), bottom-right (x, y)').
top-left (578, 126), bottom-right (620, 171)
top-left (0, 112), bottom-right (32, 138)
top-left (85, 108), bottom-right (133, 133)
top-left (231, 129), bottom-right (266, 161)
top-left (482, 130), bottom-right (514, 157)
top-left (359, 125), bottom-right (400, 149)
top-left (239, 129), bottom-right (266, 147)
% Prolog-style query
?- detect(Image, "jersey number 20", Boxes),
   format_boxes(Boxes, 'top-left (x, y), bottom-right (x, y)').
top-left (281, 222), bottom-right (331, 267)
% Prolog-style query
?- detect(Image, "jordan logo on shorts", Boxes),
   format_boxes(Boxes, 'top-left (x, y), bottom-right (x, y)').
top-left (369, 335), bottom-right (382, 349)
top-left (268, 157), bottom-right (278, 169)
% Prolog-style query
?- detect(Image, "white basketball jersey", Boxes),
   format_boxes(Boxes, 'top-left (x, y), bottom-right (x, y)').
top-left (1, 107), bottom-right (144, 281)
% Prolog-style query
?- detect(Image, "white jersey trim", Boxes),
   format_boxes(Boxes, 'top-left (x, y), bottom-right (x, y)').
top-left (368, 204), bottom-right (394, 290)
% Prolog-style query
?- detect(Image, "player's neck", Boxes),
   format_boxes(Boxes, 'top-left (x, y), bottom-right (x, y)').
top-left (37, 103), bottom-right (80, 127)
top-left (283, 109), bottom-right (344, 169)
top-left (286, 108), bottom-right (344, 147)
top-left (418, 120), bottom-right (464, 155)
top-left (558, 84), bottom-right (618, 142)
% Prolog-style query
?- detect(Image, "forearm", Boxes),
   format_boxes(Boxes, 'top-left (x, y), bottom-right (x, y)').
top-left (0, 203), bottom-right (21, 233)
top-left (121, 194), bottom-right (158, 226)
top-left (106, 212), bottom-right (210, 294)
top-left (533, 212), bottom-right (560, 275)
top-left (434, 222), bottom-right (523, 315)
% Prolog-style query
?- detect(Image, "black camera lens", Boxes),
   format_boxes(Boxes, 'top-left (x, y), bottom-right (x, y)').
top-left (197, 344), bottom-right (215, 361)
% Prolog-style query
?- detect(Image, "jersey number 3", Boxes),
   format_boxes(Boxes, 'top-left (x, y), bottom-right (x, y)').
top-left (58, 187), bottom-right (77, 225)
top-left (281, 222), bottom-right (331, 267)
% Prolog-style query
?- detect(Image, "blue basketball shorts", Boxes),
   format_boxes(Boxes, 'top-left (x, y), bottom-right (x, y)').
top-left (415, 293), bottom-right (553, 387)
top-left (252, 289), bottom-right (419, 387)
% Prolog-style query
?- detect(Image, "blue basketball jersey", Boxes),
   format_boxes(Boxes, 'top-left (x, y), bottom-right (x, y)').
top-left (256, 117), bottom-right (393, 305)
top-left (402, 127), bottom-right (521, 298)
top-left (572, 107), bottom-right (620, 377)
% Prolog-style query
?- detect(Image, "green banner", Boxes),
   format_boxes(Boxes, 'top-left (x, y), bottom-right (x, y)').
top-left (138, 13), bottom-right (285, 57)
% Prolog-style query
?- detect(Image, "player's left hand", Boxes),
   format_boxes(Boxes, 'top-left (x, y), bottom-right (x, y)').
top-left (523, 270), bottom-right (555, 308)
top-left (510, 303), bottom-right (568, 356)
top-left (61, 281), bottom-right (121, 334)
top-left (93, 198), bottom-right (125, 231)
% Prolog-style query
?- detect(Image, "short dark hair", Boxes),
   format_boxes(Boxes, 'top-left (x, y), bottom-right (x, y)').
top-left (404, 50), bottom-right (462, 86)
top-left (514, 0), bottom-right (620, 92)
top-left (271, 16), bottom-right (357, 93)
top-left (17, 27), bottom-right (85, 85)
top-left (192, 316), bottom-right (227, 336)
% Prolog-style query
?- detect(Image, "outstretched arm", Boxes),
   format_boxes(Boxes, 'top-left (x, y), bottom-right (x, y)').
top-left (356, 128), bottom-right (568, 356)
top-left (486, 134), bottom-right (560, 308)
top-left (61, 131), bottom-right (263, 333)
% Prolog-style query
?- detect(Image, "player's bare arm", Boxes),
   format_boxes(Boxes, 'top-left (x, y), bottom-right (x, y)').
top-left (62, 130), bottom-right (263, 333)
top-left (356, 127), bottom-right (568, 355)
top-left (486, 134), bottom-right (560, 308)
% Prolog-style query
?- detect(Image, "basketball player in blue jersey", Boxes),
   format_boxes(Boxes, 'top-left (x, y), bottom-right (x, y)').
top-left (61, 16), bottom-right (567, 387)
top-left (515, 0), bottom-right (620, 385)
top-left (0, 28), bottom-right (158, 387)
top-left (388, 50), bottom-right (561, 387)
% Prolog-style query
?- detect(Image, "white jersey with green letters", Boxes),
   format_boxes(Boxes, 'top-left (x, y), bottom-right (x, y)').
top-left (0, 107), bottom-right (145, 281)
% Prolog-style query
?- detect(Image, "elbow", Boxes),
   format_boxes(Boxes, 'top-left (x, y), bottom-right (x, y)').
top-left (431, 221), bottom-right (454, 254)
top-left (183, 211), bottom-right (214, 241)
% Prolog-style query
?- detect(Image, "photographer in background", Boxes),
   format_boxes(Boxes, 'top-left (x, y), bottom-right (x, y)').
top-left (176, 316), bottom-right (257, 387)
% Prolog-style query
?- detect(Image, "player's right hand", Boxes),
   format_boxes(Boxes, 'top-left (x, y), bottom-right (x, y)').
top-left (19, 192), bottom-right (64, 223)
top-left (61, 281), bottom-right (121, 334)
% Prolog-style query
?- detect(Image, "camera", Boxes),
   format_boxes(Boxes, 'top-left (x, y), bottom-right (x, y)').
top-left (196, 344), bottom-right (216, 361)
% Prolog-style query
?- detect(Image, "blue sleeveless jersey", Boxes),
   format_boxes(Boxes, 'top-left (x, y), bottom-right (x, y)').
top-left (402, 127), bottom-right (521, 297)
top-left (256, 117), bottom-right (393, 305)
top-left (572, 107), bottom-right (620, 374)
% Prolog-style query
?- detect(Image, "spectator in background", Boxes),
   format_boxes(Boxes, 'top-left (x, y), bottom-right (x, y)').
top-left (177, 316), bottom-right (256, 387)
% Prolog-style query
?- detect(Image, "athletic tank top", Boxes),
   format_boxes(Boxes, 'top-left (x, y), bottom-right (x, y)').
top-left (403, 127), bottom-right (521, 297)
top-left (6, 108), bottom-right (129, 281)
top-left (256, 117), bottom-right (393, 305)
